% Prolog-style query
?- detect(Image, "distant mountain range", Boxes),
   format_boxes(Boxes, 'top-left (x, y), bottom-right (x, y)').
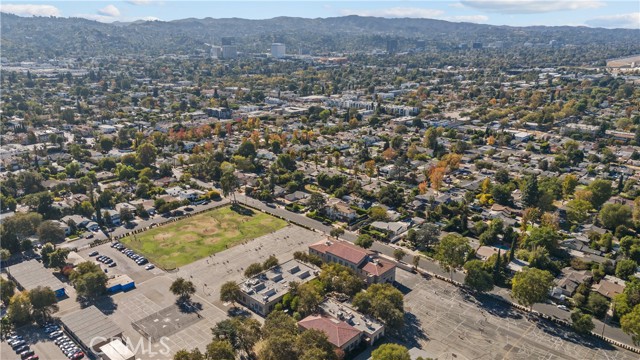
top-left (1, 13), bottom-right (639, 61)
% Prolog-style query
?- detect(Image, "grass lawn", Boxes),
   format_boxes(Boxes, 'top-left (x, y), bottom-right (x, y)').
top-left (121, 205), bottom-right (287, 269)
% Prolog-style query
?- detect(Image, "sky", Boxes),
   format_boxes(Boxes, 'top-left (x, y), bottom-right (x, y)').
top-left (0, 1), bottom-right (639, 29)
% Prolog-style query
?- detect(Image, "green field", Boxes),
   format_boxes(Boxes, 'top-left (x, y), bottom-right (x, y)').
top-left (121, 205), bottom-right (287, 269)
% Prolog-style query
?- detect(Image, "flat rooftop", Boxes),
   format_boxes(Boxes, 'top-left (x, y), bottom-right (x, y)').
top-left (60, 306), bottom-right (122, 348)
top-left (240, 259), bottom-right (318, 304)
top-left (8, 259), bottom-right (65, 291)
top-left (320, 298), bottom-right (384, 337)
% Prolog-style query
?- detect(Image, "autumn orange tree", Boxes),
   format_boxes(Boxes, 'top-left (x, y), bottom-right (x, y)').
top-left (429, 166), bottom-right (445, 192)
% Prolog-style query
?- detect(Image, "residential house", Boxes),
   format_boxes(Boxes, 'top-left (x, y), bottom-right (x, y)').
top-left (369, 221), bottom-right (408, 240)
top-left (551, 268), bottom-right (592, 300)
top-left (61, 215), bottom-right (91, 230)
top-left (592, 276), bottom-right (626, 300)
top-left (325, 198), bottom-right (357, 222)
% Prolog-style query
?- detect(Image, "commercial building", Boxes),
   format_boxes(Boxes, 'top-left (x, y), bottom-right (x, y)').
top-left (387, 39), bottom-right (398, 54)
top-left (238, 259), bottom-right (319, 316)
top-left (7, 259), bottom-right (66, 297)
top-left (222, 45), bottom-right (237, 59)
top-left (271, 43), bottom-right (286, 58)
top-left (60, 306), bottom-right (123, 353)
top-left (298, 298), bottom-right (385, 352)
top-left (309, 239), bottom-right (396, 284)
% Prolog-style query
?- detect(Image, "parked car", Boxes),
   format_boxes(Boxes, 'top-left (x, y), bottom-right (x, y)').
top-left (49, 331), bottom-right (63, 339)
top-left (27, 355), bottom-right (39, 360)
top-left (557, 305), bottom-right (569, 311)
top-left (45, 325), bottom-right (59, 333)
top-left (109, 262), bottom-right (117, 267)
top-left (8, 335), bottom-right (23, 343)
top-left (21, 350), bottom-right (35, 359)
top-left (11, 340), bottom-right (26, 348)
top-left (14, 345), bottom-right (29, 353)
top-left (89, 251), bottom-right (98, 257)
top-left (145, 264), bottom-right (155, 270)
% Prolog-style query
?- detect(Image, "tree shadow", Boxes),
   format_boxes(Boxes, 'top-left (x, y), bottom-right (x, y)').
top-left (86, 295), bottom-right (118, 315)
top-left (534, 317), bottom-right (616, 351)
top-left (230, 204), bottom-right (255, 216)
top-left (393, 281), bottom-right (413, 296)
top-left (176, 299), bottom-right (203, 313)
top-left (470, 293), bottom-right (523, 320)
top-left (398, 312), bottom-right (428, 349)
top-left (228, 306), bottom-right (251, 317)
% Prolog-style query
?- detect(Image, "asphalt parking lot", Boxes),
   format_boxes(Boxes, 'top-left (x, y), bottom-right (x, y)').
top-left (180, 224), bottom-right (326, 311)
top-left (390, 269), bottom-right (638, 360)
top-left (0, 324), bottom-right (68, 360)
top-left (77, 243), bottom-right (163, 284)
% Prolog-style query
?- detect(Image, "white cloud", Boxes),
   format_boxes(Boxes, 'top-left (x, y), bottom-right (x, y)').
top-left (339, 7), bottom-right (445, 18)
top-left (74, 13), bottom-right (116, 23)
top-left (460, 1), bottom-right (605, 14)
top-left (98, 4), bottom-right (120, 17)
top-left (585, 12), bottom-right (640, 29)
top-left (445, 15), bottom-right (490, 23)
top-left (126, 0), bottom-right (155, 5)
top-left (0, 4), bottom-right (61, 17)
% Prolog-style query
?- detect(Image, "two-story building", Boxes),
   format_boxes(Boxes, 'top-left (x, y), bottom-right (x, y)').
top-left (298, 298), bottom-right (385, 353)
top-left (309, 239), bottom-right (396, 284)
top-left (325, 198), bottom-right (357, 222)
top-left (238, 259), bottom-right (319, 316)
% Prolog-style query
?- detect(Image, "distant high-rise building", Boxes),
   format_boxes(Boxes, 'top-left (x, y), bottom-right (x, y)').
top-left (221, 37), bottom-right (234, 46)
top-left (387, 39), bottom-right (398, 54)
top-left (222, 45), bottom-right (237, 59)
top-left (271, 43), bottom-right (286, 58)
top-left (210, 46), bottom-right (222, 58)
top-left (472, 42), bottom-right (483, 49)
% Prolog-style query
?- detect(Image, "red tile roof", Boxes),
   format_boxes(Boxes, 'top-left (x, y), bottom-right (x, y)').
top-left (361, 258), bottom-right (395, 277)
top-left (310, 239), bottom-right (372, 266)
top-left (298, 315), bottom-right (361, 348)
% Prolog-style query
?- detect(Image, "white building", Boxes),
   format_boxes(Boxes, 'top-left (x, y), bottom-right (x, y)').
top-left (271, 43), bottom-right (286, 58)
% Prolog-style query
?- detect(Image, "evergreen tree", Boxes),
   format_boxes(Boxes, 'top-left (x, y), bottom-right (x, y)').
top-left (509, 237), bottom-right (517, 261)
top-left (493, 250), bottom-right (502, 283)
top-left (522, 175), bottom-right (539, 208)
top-left (618, 175), bottom-right (624, 194)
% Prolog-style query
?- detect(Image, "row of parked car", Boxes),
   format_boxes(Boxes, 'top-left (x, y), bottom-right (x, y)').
top-left (7, 334), bottom-right (38, 360)
top-left (111, 242), bottom-right (155, 270)
top-left (89, 251), bottom-right (117, 268)
top-left (46, 323), bottom-right (84, 360)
